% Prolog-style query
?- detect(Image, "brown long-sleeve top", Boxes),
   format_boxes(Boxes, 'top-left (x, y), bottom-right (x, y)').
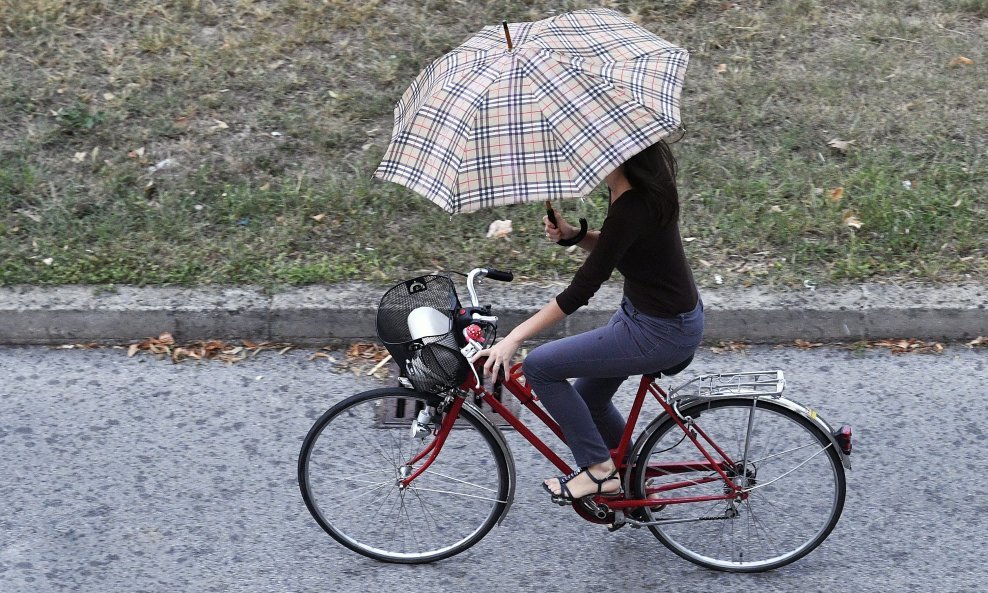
top-left (555, 188), bottom-right (698, 318)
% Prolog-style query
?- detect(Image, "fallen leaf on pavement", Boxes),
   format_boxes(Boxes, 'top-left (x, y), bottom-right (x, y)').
top-left (710, 341), bottom-right (750, 354)
top-left (868, 339), bottom-right (944, 354)
top-left (347, 342), bottom-right (389, 361)
top-left (128, 336), bottom-right (294, 364)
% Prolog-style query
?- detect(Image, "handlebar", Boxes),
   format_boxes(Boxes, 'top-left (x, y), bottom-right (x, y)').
top-left (458, 267), bottom-right (512, 384)
top-left (485, 269), bottom-right (514, 282)
top-left (465, 267), bottom-right (512, 308)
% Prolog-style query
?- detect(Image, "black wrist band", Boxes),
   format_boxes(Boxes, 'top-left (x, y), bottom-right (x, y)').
top-left (556, 218), bottom-right (588, 247)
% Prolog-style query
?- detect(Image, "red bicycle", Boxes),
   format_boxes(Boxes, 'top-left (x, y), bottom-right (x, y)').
top-left (299, 268), bottom-right (852, 571)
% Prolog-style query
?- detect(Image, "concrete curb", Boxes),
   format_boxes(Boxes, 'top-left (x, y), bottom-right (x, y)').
top-left (0, 282), bottom-right (984, 345)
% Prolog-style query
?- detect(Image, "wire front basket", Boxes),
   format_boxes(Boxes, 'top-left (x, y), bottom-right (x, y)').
top-left (376, 275), bottom-right (469, 393)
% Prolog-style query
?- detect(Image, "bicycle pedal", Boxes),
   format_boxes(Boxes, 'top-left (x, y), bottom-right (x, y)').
top-left (550, 496), bottom-right (572, 507)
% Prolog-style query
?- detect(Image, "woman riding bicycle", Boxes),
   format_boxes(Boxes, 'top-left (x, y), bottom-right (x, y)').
top-left (472, 140), bottom-right (704, 502)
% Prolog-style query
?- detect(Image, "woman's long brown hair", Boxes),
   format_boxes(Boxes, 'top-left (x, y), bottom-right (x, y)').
top-left (623, 140), bottom-right (680, 226)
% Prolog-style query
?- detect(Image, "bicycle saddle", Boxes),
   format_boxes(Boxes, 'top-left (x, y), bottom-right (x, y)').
top-left (644, 354), bottom-right (694, 379)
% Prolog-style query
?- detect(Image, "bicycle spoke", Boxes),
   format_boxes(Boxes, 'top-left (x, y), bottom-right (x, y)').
top-left (743, 497), bottom-right (782, 557)
top-left (358, 428), bottom-right (402, 472)
top-left (387, 429), bottom-right (406, 469)
top-left (421, 469), bottom-right (499, 493)
top-left (342, 478), bottom-right (396, 498)
top-left (406, 485), bottom-right (508, 504)
top-left (743, 444), bottom-right (832, 492)
top-left (745, 441), bottom-right (820, 467)
top-left (743, 489), bottom-right (802, 556)
top-left (400, 491), bottom-right (421, 553)
top-left (409, 486), bottom-right (445, 549)
top-left (349, 455), bottom-right (391, 473)
top-left (387, 485), bottom-right (405, 550)
top-left (338, 467), bottom-right (395, 483)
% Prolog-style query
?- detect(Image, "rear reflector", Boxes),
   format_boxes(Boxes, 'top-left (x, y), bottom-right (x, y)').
top-left (834, 425), bottom-right (852, 455)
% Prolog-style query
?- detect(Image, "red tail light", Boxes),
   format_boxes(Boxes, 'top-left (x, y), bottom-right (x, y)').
top-left (834, 425), bottom-right (852, 455)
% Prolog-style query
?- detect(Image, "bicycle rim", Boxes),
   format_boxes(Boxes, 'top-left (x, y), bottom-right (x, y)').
top-left (299, 388), bottom-right (509, 563)
top-left (635, 398), bottom-right (846, 572)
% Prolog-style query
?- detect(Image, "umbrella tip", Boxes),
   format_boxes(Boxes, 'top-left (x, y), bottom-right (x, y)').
top-left (502, 20), bottom-right (513, 51)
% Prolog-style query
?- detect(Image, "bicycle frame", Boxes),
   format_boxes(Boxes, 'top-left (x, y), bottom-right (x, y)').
top-left (400, 360), bottom-right (749, 512)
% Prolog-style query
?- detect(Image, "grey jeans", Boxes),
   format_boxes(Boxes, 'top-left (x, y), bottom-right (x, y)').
top-left (522, 295), bottom-right (704, 468)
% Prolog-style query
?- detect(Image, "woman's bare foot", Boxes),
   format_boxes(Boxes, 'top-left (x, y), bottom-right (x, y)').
top-left (543, 461), bottom-right (620, 499)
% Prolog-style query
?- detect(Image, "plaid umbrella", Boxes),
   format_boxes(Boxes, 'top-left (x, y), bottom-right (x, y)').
top-left (374, 8), bottom-right (689, 214)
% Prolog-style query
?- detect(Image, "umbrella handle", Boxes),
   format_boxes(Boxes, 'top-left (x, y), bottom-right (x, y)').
top-left (545, 200), bottom-right (557, 226)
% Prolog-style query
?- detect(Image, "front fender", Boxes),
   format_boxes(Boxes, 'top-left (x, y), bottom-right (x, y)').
top-left (460, 400), bottom-right (518, 525)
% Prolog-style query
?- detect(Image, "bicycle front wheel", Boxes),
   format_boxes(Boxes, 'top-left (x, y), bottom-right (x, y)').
top-left (634, 397), bottom-right (846, 572)
top-left (299, 388), bottom-right (510, 563)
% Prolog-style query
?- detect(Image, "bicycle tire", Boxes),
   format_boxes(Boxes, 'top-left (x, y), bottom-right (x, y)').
top-left (632, 397), bottom-right (846, 572)
top-left (299, 388), bottom-right (510, 563)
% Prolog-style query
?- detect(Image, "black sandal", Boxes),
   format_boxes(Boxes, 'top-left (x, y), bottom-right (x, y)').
top-left (542, 467), bottom-right (622, 503)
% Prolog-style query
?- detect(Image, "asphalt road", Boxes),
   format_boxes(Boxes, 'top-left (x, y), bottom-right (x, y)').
top-left (1, 344), bottom-right (985, 592)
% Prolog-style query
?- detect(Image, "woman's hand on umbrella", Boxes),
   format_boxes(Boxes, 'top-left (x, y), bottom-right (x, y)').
top-left (544, 212), bottom-right (577, 243)
top-left (471, 336), bottom-right (521, 381)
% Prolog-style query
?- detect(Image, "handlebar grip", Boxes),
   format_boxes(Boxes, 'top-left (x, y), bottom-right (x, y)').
top-left (485, 269), bottom-right (514, 282)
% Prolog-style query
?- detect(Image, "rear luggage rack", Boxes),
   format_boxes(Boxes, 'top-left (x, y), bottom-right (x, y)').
top-left (668, 370), bottom-right (786, 401)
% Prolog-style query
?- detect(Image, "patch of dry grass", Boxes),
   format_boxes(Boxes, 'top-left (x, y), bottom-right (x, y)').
top-left (0, 0), bottom-right (985, 287)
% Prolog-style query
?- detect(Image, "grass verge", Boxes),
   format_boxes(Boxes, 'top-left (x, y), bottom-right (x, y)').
top-left (1, 0), bottom-right (985, 288)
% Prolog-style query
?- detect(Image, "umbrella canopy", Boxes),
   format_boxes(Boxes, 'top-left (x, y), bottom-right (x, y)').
top-left (374, 8), bottom-right (689, 214)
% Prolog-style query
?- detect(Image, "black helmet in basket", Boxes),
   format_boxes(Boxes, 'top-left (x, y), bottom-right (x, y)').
top-left (376, 275), bottom-right (469, 393)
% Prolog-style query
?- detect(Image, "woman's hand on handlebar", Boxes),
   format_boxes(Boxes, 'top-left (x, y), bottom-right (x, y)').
top-left (543, 211), bottom-right (578, 243)
top-left (471, 299), bottom-right (566, 382)
top-left (470, 335), bottom-right (521, 382)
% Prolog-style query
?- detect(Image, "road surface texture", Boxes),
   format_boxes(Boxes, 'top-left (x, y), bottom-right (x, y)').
top-left (0, 344), bottom-right (985, 592)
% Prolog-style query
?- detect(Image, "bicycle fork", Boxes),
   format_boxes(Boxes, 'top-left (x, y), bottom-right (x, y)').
top-left (397, 396), bottom-right (465, 489)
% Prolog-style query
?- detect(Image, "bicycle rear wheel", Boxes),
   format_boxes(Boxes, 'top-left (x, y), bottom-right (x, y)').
top-left (299, 388), bottom-right (510, 563)
top-left (633, 397), bottom-right (846, 572)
